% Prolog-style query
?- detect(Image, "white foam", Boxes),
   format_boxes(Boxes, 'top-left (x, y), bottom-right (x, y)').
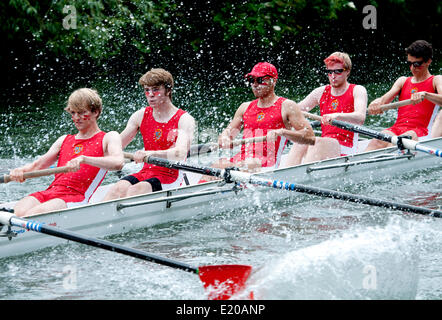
top-left (238, 216), bottom-right (426, 299)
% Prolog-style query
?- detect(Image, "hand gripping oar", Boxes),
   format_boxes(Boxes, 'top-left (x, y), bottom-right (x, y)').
top-left (145, 156), bottom-right (442, 218)
top-left (0, 212), bottom-right (252, 300)
top-left (303, 112), bottom-right (442, 158)
top-left (0, 166), bottom-right (71, 184)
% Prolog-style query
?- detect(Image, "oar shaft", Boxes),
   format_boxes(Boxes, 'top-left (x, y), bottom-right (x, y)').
top-left (145, 156), bottom-right (442, 218)
top-left (1, 213), bottom-right (198, 274)
top-left (148, 156), bottom-right (224, 178)
top-left (188, 136), bottom-right (268, 157)
top-left (303, 112), bottom-right (442, 158)
top-left (0, 166), bottom-right (71, 184)
top-left (379, 99), bottom-right (412, 111)
top-left (241, 174), bottom-right (442, 217)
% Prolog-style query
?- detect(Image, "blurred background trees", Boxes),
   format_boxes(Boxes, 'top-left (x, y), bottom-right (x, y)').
top-left (1, 0), bottom-right (441, 103)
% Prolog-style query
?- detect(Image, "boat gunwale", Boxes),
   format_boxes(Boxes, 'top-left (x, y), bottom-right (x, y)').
top-left (1, 136), bottom-right (441, 221)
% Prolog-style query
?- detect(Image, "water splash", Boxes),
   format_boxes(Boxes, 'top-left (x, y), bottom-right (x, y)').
top-left (240, 216), bottom-right (425, 299)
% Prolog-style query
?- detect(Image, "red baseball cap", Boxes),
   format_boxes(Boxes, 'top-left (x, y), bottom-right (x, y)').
top-left (245, 62), bottom-right (278, 79)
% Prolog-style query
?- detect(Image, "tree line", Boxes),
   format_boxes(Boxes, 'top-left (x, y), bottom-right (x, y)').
top-left (1, 0), bottom-right (440, 103)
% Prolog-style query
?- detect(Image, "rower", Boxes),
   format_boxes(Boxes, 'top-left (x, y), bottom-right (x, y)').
top-left (102, 68), bottom-right (195, 200)
top-left (366, 40), bottom-right (442, 150)
top-left (8, 88), bottom-right (125, 217)
top-left (199, 62), bottom-right (315, 182)
top-left (284, 52), bottom-right (367, 166)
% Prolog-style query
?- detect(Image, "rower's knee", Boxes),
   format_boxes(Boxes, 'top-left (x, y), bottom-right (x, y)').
top-left (103, 181), bottom-right (131, 200)
top-left (284, 143), bottom-right (309, 167)
top-left (126, 182), bottom-right (152, 196)
top-left (365, 139), bottom-right (389, 151)
top-left (304, 138), bottom-right (340, 163)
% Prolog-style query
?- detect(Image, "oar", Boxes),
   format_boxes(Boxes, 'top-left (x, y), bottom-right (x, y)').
top-left (143, 156), bottom-right (442, 218)
top-left (188, 135), bottom-right (268, 157)
top-left (123, 136), bottom-right (269, 160)
top-left (0, 211), bottom-right (251, 300)
top-left (378, 99), bottom-right (413, 112)
top-left (0, 166), bottom-right (71, 184)
top-left (302, 112), bottom-right (442, 158)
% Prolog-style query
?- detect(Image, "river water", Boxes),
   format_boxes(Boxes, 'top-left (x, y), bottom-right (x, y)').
top-left (0, 76), bottom-right (441, 301)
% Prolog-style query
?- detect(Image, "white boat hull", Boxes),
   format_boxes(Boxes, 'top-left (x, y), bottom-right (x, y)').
top-left (1, 137), bottom-right (442, 259)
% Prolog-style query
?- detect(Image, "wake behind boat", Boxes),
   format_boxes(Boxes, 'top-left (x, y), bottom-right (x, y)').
top-left (1, 136), bottom-right (442, 259)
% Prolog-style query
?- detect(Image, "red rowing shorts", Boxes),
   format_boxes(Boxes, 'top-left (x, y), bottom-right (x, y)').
top-left (29, 185), bottom-right (85, 205)
top-left (387, 125), bottom-right (428, 137)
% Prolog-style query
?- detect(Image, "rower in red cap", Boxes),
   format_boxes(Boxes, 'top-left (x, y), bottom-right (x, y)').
top-left (199, 62), bottom-right (315, 182)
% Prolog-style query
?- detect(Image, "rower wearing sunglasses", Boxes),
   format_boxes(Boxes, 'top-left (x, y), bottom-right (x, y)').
top-left (199, 62), bottom-right (315, 182)
top-left (284, 52), bottom-right (367, 166)
top-left (365, 40), bottom-right (442, 151)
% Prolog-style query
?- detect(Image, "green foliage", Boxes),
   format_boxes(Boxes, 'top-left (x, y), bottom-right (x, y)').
top-left (1, 0), bottom-right (358, 63)
top-left (3, 0), bottom-right (174, 62)
top-left (213, 0), bottom-right (355, 43)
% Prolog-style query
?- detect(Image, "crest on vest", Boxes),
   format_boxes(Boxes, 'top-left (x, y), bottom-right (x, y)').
top-left (331, 99), bottom-right (339, 111)
top-left (73, 144), bottom-right (83, 155)
top-left (256, 112), bottom-right (265, 122)
top-left (154, 128), bottom-right (163, 141)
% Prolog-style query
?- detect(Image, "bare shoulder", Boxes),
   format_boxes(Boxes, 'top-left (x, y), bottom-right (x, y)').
top-left (238, 101), bottom-right (252, 112)
top-left (179, 112), bottom-right (196, 125)
top-left (433, 75), bottom-right (442, 88)
top-left (102, 131), bottom-right (122, 148)
top-left (394, 76), bottom-right (408, 87)
top-left (281, 98), bottom-right (300, 112)
top-left (353, 84), bottom-right (368, 95)
top-left (129, 107), bottom-right (146, 124)
top-left (104, 130), bottom-right (121, 140)
top-left (53, 134), bottom-right (68, 147)
top-left (177, 112), bottom-right (196, 133)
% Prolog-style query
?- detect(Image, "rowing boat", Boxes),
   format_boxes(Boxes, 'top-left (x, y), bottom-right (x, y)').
top-left (1, 136), bottom-right (442, 259)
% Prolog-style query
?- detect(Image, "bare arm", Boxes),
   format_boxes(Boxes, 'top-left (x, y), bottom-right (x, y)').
top-left (322, 85), bottom-right (367, 125)
top-left (430, 76), bottom-right (442, 137)
top-left (9, 135), bottom-right (66, 182)
top-left (120, 108), bottom-right (145, 149)
top-left (297, 86), bottom-right (325, 112)
top-left (133, 113), bottom-right (196, 162)
top-left (218, 102), bottom-right (248, 148)
top-left (70, 131), bottom-right (125, 171)
top-left (368, 77), bottom-right (407, 115)
top-left (268, 100), bottom-right (316, 145)
top-left (421, 75), bottom-right (442, 106)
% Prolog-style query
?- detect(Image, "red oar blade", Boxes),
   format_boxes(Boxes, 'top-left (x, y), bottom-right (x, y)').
top-left (198, 264), bottom-right (252, 300)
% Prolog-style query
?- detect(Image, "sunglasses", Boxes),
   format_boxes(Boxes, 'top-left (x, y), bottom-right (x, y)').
top-left (326, 69), bottom-right (347, 75)
top-left (246, 76), bottom-right (272, 85)
top-left (406, 60), bottom-right (425, 67)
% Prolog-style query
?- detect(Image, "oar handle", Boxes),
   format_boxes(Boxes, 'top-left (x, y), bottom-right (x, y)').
top-left (378, 99), bottom-right (412, 111)
top-left (234, 135), bottom-right (267, 146)
top-left (315, 116), bottom-right (442, 157)
top-left (125, 136), bottom-right (271, 159)
top-left (302, 112), bottom-right (322, 122)
top-left (123, 152), bottom-right (135, 161)
top-left (302, 111), bottom-right (415, 148)
top-left (0, 166), bottom-right (71, 184)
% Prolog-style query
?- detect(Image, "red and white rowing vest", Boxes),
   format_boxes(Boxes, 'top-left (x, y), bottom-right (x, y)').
top-left (132, 106), bottom-right (186, 187)
top-left (231, 97), bottom-right (287, 168)
top-left (392, 75), bottom-right (438, 138)
top-left (320, 84), bottom-right (358, 155)
top-left (51, 131), bottom-right (107, 202)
